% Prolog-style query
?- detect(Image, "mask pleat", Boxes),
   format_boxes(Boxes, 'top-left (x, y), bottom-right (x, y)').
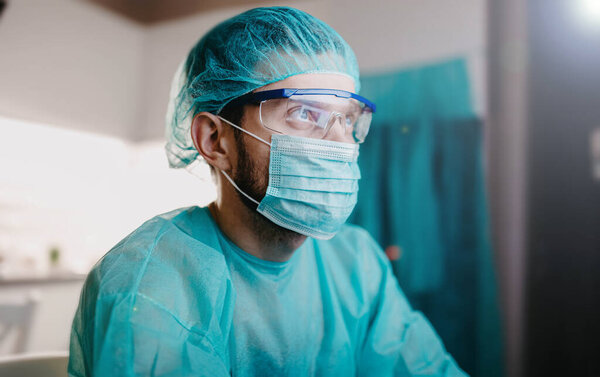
top-left (270, 175), bottom-right (358, 193)
top-left (265, 187), bottom-right (358, 207)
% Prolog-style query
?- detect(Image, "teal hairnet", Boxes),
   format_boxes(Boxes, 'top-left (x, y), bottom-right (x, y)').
top-left (165, 6), bottom-right (361, 169)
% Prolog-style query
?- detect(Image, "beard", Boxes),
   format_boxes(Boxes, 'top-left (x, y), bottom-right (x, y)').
top-left (232, 130), bottom-right (304, 244)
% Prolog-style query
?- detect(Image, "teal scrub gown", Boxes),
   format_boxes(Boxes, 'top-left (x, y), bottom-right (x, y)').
top-left (68, 206), bottom-right (467, 377)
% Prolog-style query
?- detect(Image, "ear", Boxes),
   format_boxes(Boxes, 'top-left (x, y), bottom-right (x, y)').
top-left (190, 112), bottom-right (234, 172)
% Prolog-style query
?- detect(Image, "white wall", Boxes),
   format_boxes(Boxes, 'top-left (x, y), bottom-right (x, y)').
top-left (0, 0), bottom-right (145, 140)
top-left (0, 116), bottom-right (216, 276)
top-left (327, 0), bottom-right (486, 72)
top-left (138, 0), bottom-right (487, 140)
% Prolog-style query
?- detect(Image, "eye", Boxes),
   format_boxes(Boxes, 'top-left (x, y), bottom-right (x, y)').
top-left (286, 106), bottom-right (322, 130)
top-left (289, 106), bottom-right (317, 122)
top-left (299, 108), bottom-right (312, 121)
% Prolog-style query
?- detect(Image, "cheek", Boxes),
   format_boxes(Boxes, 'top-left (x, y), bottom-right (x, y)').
top-left (256, 144), bottom-right (271, 184)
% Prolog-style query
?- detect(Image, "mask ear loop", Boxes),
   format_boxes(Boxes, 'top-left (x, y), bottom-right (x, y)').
top-left (217, 115), bottom-right (271, 146)
top-left (185, 157), bottom-right (214, 183)
top-left (216, 115), bottom-right (265, 206)
top-left (219, 170), bottom-right (260, 206)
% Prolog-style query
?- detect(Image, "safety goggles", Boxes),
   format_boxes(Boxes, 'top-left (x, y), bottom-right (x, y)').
top-left (225, 88), bottom-right (376, 144)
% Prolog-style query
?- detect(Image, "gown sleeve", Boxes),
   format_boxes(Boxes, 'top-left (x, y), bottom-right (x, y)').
top-left (356, 233), bottom-right (469, 377)
top-left (68, 222), bottom-right (235, 377)
top-left (69, 276), bottom-right (234, 377)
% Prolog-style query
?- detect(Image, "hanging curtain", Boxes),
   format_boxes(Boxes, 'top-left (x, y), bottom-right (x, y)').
top-left (351, 58), bottom-right (503, 377)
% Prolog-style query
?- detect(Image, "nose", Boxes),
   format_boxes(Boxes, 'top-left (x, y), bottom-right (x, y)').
top-left (324, 113), bottom-right (353, 143)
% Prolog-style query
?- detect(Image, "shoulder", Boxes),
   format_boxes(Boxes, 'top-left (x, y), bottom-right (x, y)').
top-left (83, 206), bottom-right (232, 308)
top-left (319, 223), bottom-right (387, 267)
top-left (313, 223), bottom-right (389, 291)
top-left (330, 223), bottom-right (381, 249)
top-left (70, 206), bottom-right (235, 375)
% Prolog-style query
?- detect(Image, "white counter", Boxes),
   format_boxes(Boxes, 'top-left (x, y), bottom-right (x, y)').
top-left (0, 274), bottom-right (85, 356)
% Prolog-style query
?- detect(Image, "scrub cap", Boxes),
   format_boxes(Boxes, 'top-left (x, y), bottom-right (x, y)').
top-left (165, 6), bottom-right (361, 168)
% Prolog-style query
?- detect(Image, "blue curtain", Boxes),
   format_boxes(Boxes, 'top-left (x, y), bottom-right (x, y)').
top-left (351, 59), bottom-right (503, 377)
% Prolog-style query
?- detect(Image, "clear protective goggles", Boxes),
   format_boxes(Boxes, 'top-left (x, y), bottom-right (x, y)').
top-left (224, 88), bottom-right (376, 144)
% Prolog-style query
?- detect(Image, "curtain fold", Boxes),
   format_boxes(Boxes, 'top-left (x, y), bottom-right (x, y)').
top-left (351, 59), bottom-right (503, 377)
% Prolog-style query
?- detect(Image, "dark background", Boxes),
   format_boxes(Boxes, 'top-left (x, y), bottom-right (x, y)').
top-left (526, 1), bottom-right (600, 376)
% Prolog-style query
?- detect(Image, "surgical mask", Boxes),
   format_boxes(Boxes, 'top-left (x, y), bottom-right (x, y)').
top-left (218, 116), bottom-right (360, 240)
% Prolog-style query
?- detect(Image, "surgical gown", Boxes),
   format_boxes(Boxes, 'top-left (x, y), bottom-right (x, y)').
top-left (68, 206), bottom-right (467, 376)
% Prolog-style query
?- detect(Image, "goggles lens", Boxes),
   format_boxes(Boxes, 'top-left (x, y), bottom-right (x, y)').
top-left (259, 95), bottom-right (372, 143)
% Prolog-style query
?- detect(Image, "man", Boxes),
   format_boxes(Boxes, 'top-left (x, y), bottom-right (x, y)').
top-left (69, 7), bottom-right (467, 377)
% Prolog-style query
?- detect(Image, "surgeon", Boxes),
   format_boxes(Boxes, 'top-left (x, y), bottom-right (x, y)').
top-left (68, 6), bottom-right (467, 377)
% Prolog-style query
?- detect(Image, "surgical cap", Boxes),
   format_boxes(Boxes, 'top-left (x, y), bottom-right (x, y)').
top-left (165, 6), bottom-right (361, 169)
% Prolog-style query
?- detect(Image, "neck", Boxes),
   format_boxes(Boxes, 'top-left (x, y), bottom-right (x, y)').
top-left (208, 186), bottom-right (307, 262)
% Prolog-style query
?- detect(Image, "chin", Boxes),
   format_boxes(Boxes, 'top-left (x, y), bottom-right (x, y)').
top-left (287, 233), bottom-right (308, 249)
top-left (267, 221), bottom-right (308, 250)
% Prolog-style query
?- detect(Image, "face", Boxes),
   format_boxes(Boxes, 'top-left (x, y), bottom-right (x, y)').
top-left (231, 73), bottom-right (356, 220)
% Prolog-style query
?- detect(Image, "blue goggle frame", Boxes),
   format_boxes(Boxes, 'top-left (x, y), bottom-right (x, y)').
top-left (224, 88), bottom-right (376, 113)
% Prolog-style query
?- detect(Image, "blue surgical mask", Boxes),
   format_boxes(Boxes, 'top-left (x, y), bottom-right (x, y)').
top-left (218, 116), bottom-right (360, 240)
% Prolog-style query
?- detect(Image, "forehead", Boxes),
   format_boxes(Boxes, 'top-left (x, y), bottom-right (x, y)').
top-left (257, 73), bottom-right (356, 93)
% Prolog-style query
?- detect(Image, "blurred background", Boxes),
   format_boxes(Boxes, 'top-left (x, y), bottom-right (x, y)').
top-left (0, 0), bottom-right (599, 376)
